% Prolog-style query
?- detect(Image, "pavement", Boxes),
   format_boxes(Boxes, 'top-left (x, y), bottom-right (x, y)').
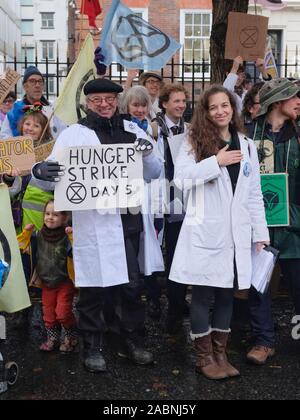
top-left (1, 292), bottom-right (300, 401)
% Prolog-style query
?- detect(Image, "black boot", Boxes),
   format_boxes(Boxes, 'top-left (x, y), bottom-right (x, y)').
top-left (82, 333), bottom-right (107, 373)
top-left (117, 337), bottom-right (154, 365)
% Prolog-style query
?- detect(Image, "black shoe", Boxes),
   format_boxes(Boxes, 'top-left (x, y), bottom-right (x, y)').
top-left (117, 339), bottom-right (154, 365)
top-left (83, 349), bottom-right (107, 373)
top-left (147, 300), bottom-right (161, 320)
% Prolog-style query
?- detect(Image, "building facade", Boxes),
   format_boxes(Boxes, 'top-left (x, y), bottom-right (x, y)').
top-left (0, 0), bottom-right (21, 73)
top-left (20, 0), bottom-right (69, 100)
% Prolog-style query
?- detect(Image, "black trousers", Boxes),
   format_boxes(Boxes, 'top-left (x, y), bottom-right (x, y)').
top-left (280, 259), bottom-right (300, 315)
top-left (77, 234), bottom-right (145, 343)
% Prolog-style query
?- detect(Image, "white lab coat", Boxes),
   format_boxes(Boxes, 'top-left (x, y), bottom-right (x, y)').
top-left (169, 133), bottom-right (269, 290)
top-left (43, 122), bottom-right (163, 288)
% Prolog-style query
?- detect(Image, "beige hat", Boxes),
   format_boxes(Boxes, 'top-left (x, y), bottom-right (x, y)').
top-left (138, 71), bottom-right (163, 86)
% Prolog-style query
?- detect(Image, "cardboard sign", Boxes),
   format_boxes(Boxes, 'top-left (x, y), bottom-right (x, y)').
top-left (225, 12), bottom-right (269, 61)
top-left (34, 140), bottom-right (55, 162)
top-left (54, 144), bottom-right (144, 211)
top-left (0, 137), bottom-right (36, 175)
top-left (261, 173), bottom-right (290, 227)
top-left (255, 139), bottom-right (274, 174)
top-left (0, 69), bottom-right (21, 105)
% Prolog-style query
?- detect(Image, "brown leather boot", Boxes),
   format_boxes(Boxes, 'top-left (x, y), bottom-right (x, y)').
top-left (211, 331), bottom-right (240, 378)
top-left (194, 334), bottom-right (228, 380)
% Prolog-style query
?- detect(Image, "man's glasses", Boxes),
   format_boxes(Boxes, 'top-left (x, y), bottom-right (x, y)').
top-left (2, 98), bottom-right (14, 104)
top-left (26, 79), bottom-right (44, 86)
top-left (88, 96), bottom-right (117, 105)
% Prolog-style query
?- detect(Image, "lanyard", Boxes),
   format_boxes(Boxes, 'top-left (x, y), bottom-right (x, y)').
top-left (254, 119), bottom-right (291, 173)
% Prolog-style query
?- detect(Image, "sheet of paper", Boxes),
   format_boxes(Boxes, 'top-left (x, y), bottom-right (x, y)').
top-left (251, 245), bottom-right (276, 294)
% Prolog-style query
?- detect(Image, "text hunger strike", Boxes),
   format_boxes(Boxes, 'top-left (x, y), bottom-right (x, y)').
top-left (68, 145), bottom-right (136, 166)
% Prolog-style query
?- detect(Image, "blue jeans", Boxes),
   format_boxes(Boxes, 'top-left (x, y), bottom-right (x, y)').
top-left (248, 286), bottom-right (275, 348)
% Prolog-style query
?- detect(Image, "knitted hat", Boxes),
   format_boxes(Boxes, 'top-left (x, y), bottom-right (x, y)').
top-left (23, 66), bottom-right (43, 84)
top-left (257, 78), bottom-right (300, 117)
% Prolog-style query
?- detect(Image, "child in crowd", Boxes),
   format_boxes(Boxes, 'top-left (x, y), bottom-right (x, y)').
top-left (18, 200), bottom-right (77, 352)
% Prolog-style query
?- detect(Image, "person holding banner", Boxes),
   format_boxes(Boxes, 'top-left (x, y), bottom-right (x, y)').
top-left (169, 85), bottom-right (269, 380)
top-left (32, 78), bottom-right (163, 373)
top-left (247, 78), bottom-right (300, 365)
top-left (0, 66), bottom-right (65, 140)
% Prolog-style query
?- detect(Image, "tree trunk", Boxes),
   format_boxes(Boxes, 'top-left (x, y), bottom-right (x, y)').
top-left (210, 0), bottom-right (249, 84)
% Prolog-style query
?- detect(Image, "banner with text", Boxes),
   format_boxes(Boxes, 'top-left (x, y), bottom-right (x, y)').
top-left (0, 137), bottom-right (35, 175)
top-left (0, 69), bottom-right (21, 105)
top-left (54, 144), bottom-right (144, 211)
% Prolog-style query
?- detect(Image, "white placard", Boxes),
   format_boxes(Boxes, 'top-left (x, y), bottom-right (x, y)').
top-left (54, 144), bottom-right (144, 211)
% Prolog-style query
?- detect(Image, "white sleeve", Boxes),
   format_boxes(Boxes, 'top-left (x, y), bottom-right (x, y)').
top-left (0, 116), bottom-right (13, 139)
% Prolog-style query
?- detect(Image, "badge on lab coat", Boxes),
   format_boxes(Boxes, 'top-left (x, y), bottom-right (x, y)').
top-left (243, 161), bottom-right (251, 177)
top-left (124, 120), bottom-right (139, 134)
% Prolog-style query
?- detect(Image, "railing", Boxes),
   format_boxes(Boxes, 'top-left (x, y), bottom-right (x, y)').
top-left (1, 54), bottom-right (300, 114)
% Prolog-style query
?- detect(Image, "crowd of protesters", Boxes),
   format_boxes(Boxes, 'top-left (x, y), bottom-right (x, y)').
top-left (1, 53), bottom-right (300, 381)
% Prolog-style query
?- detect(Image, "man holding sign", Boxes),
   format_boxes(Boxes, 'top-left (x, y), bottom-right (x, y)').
top-left (33, 78), bottom-right (162, 373)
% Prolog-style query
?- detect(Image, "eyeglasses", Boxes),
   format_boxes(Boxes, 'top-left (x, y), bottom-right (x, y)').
top-left (2, 98), bottom-right (14, 104)
top-left (88, 96), bottom-right (117, 105)
top-left (145, 79), bottom-right (161, 86)
top-left (26, 79), bottom-right (44, 86)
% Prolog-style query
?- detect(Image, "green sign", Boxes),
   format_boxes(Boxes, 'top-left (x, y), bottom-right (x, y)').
top-left (261, 173), bottom-right (290, 227)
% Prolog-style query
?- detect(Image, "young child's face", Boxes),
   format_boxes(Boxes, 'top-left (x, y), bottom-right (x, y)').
top-left (22, 116), bottom-right (43, 142)
top-left (44, 202), bottom-right (67, 230)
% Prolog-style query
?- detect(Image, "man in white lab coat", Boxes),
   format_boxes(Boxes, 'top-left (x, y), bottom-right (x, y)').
top-left (32, 79), bottom-right (162, 373)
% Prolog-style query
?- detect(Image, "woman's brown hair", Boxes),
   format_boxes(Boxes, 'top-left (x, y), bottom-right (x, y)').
top-left (189, 85), bottom-right (244, 162)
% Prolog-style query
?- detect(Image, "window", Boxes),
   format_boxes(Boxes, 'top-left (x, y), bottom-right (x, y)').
top-left (47, 76), bottom-right (55, 94)
top-left (41, 41), bottom-right (55, 60)
top-left (21, 0), bottom-right (33, 5)
top-left (21, 20), bottom-right (34, 36)
top-left (180, 10), bottom-right (212, 77)
top-left (21, 47), bottom-right (35, 63)
top-left (41, 13), bottom-right (54, 29)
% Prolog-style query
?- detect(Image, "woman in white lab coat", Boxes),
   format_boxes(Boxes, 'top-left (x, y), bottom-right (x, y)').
top-left (169, 85), bottom-right (269, 380)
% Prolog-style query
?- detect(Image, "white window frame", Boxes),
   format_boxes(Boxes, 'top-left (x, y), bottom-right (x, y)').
top-left (21, 46), bottom-right (35, 64)
top-left (180, 9), bottom-right (212, 79)
top-left (111, 8), bottom-right (148, 78)
top-left (47, 75), bottom-right (55, 94)
top-left (41, 40), bottom-right (55, 61)
top-left (41, 12), bottom-right (55, 29)
top-left (21, 19), bottom-right (34, 36)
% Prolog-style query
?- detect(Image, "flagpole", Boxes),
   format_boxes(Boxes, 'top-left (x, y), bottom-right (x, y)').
top-left (79, 0), bottom-right (86, 50)
top-left (35, 110), bottom-right (55, 147)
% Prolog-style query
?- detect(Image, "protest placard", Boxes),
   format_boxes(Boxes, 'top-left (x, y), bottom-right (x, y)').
top-left (0, 184), bottom-right (31, 313)
top-left (225, 12), bottom-right (269, 61)
top-left (0, 69), bottom-right (21, 105)
top-left (54, 144), bottom-right (144, 211)
top-left (261, 173), bottom-right (290, 227)
top-left (34, 140), bottom-right (55, 162)
top-left (0, 137), bottom-right (36, 175)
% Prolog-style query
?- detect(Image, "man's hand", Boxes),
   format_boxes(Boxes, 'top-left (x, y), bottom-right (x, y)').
top-left (255, 57), bottom-right (269, 79)
top-left (33, 161), bottom-right (65, 182)
top-left (134, 138), bottom-right (153, 156)
top-left (231, 56), bottom-right (243, 74)
top-left (216, 145), bottom-right (243, 167)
